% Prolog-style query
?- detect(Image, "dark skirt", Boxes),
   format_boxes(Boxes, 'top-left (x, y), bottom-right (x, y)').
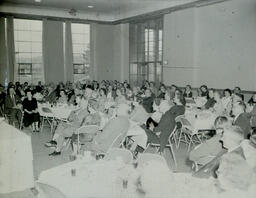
top-left (23, 112), bottom-right (40, 127)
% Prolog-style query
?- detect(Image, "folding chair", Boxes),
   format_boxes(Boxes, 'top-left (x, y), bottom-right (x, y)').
top-left (145, 126), bottom-right (178, 167)
top-left (4, 108), bottom-right (24, 130)
top-left (175, 115), bottom-right (202, 152)
top-left (74, 125), bottom-right (100, 154)
top-left (40, 106), bottom-right (55, 134)
top-left (104, 148), bottom-right (133, 164)
top-left (36, 182), bottom-right (67, 198)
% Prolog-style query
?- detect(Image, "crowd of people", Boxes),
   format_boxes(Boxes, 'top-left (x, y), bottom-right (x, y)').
top-left (1, 79), bottom-right (256, 194)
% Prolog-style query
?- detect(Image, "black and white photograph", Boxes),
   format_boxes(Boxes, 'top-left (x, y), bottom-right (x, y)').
top-left (0, 0), bottom-right (256, 197)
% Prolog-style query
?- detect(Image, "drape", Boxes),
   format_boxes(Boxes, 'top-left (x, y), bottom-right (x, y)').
top-left (0, 17), bottom-right (7, 85)
top-left (42, 19), bottom-right (64, 84)
top-left (6, 16), bottom-right (15, 83)
top-left (64, 21), bottom-right (74, 82)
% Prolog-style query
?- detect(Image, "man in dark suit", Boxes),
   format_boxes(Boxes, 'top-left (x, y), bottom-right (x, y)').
top-left (0, 85), bottom-right (6, 116)
top-left (144, 90), bottom-right (185, 153)
top-left (4, 85), bottom-right (22, 126)
top-left (232, 101), bottom-right (251, 139)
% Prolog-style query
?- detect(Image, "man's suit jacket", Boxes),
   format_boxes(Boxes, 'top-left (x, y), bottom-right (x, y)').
top-left (92, 115), bottom-right (130, 153)
top-left (234, 113), bottom-right (251, 139)
top-left (154, 105), bottom-right (185, 151)
top-left (4, 94), bottom-right (22, 113)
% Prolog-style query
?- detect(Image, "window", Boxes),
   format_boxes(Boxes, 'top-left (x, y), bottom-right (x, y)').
top-left (71, 23), bottom-right (90, 82)
top-left (14, 19), bottom-right (44, 84)
top-left (129, 18), bottom-right (163, 86)
top-left (18, 63), bottom-right (32, 75)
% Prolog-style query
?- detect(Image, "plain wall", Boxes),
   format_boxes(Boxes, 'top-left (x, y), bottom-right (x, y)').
top-left (163, 0), bottom-right (256, 91)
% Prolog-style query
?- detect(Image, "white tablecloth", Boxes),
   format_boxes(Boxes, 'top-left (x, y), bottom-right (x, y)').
top-left (185, 109), bottom-right (217, 134)
top-left (38, 103), bottom-right (78, 120)
top-left (0, 122), bottom-right (34, 193)
top-left (37, 158), bottom-right (133, 198)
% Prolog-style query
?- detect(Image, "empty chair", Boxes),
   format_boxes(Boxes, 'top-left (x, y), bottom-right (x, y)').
top-left (104, 148), bottom-right (133, 164)
top-left (37, 182), bottom-right (67, 198)
top-left (40, 106), bottom-right (55, 134)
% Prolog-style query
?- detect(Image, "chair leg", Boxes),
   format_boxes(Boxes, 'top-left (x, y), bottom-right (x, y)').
top-left (187, 135), bottom-right (193, 152)
top-left (168, 141), bottom-right (177, 168)
top-left (177, 130), bottom-right (183, 148)
top-left (41, 117), bottom-right (45, 133)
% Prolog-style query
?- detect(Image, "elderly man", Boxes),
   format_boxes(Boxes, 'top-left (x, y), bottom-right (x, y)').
top-left (232, 101), bottom-right (251, 139)
top-left (46, 98), bottom-right (100, 156)
top-left (4, 85), bottom-right (22, 126)
top-left (89, 103), bottom-right (130, 154)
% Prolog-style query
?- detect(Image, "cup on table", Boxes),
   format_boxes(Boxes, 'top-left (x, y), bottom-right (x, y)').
top-left (71, 168), bottom-right (76, 176)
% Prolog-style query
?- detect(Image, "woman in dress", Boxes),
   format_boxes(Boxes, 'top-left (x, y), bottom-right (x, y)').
top-left (22, 89), bottom-right (40, 132)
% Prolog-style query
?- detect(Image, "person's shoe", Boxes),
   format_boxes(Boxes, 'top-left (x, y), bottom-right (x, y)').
top-left (49, 151), bottom-right (61, 156)
top-left (44, 140), bottom-right (57, 147)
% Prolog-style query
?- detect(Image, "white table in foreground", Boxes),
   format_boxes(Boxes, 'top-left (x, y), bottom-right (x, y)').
top-left (37, 157), bottom-right (133, 198)
top-left (0, 121), bottom-right (34, 193)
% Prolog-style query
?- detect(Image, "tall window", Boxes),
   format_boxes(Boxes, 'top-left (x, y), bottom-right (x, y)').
top-left (71, 23), bottom-right (90, 82)
top-left (129, 18), bottom-right (163, 86)
top-left (14, 19), bottom-right (44, 84)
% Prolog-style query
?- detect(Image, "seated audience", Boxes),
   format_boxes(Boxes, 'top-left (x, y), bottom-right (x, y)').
top-left (222, 88), bottom-right (232, 111)
top-left (4, 85), bottom-right (22, 127)
top-left (45, 99), bottom-right (99, 156)
top-left (212, 90), bottom-right (225, 115)
top-left (203, 88), bottom-right (216, 109)
top-left (199, 85), bottom-right (209, 98)
top-left (217, 126), bottom-right (255, 191)
top-left (22, 89), bottom-right (40, 131)
top-left (157, 84), bottom-right (166, 99)
top-left (0, 85), bottom-right (6, 116)
top-left (232, 101), bottom-right (251, 139)
top-left (143, 89), bottom-right (185, 154)
top-left (89, 104), bottom-right (130, 154)
top-left (233, 86), bottom-right (244, 101)
top-left (189, 116), bottom-right (231, 167)
top-left (57, 89), bottom-right (68, 104)
top-left (141, 88), bottom-right (154, 113)
top-left (184, 84), bottom-right (193, 98)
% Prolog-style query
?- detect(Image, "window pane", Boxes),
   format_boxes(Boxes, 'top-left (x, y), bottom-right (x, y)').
top-left (16, 30), bottom-right (31, 41)
top-left (17, 42), bottom-right (31, 52)
top-left (31, 32), bottom-right (42, 42)
top-left (73, 53), bottom-right (84, 64)
top-left (129, 17), bottom-right (163, 86)
top-left (30, 21), bottom-right (42, 31)
top-left (32, 53), bottom-right (42, 63)
top-left (14, 19), bottom-right (30, 30)
top-left (72, 34), bottom-right (84, 44)
top-left (14, 19), bottom-right (44, 84)
top-left (17, 53), bottom-right (32, 63)
top-left (73, 44), bottom-right (85, 53)
top-left (31, 42), bottom-right (42, 52)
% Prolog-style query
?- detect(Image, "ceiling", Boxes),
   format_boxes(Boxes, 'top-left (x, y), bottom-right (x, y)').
top-left (0, 0), bottom-right (227, 22)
